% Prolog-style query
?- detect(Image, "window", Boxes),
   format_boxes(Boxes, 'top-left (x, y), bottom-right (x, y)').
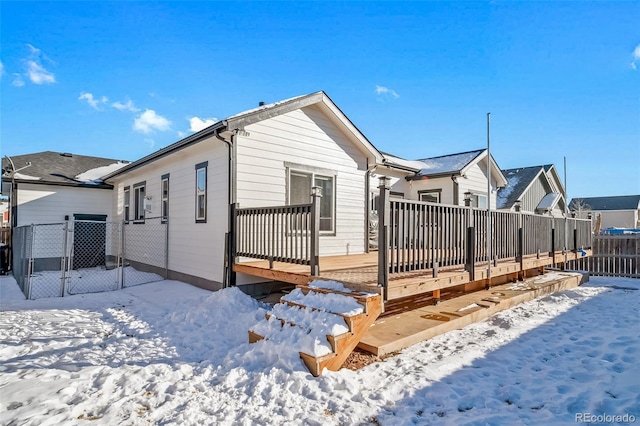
top-left (289, 170), bottom-right (335, 233)
top-left (471, 194), bottom-right (487, 209)
top-left (419, 189), bottom-right (441, 203)
top-left (195, 162), bottom-right (207, 222)
top-left (390, 191), bottom-right (405, 199)
top-left (133, 182), bottom-right (146, 222)
top-left (161, 174), bottom-right (169, 222)
top-left (123, 186), bottom-right (130, 222)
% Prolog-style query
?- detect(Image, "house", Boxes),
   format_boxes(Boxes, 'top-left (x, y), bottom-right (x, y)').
top-left (1, 151), bottom-right (128, 227)
top-left (102, 91), bottom-right (389, 292)
top-left (497, 164), bottom-right (567, 217)
top-left (376, 149), bottom-right (508, 207)
top-left (569, 195), bottom-right (640, 231)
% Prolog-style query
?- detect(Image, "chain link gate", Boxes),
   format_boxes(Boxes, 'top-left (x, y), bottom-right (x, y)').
top-left (11, 218), bottom-right (168, 299)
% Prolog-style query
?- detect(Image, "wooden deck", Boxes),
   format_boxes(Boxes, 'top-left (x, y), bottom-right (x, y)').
top-left (233, 250), bottom-right (592, 301)
top-left (358, 270), bottom-right (589, 356)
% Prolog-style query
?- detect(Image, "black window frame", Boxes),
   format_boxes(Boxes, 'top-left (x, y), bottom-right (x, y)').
top-left (133, 181), bottom-right (146, 223)
top-left (123, 186), bottom-right (130, 222)
top-left (161, 173), bottom-right (170, 223)
top-left (418, 189), bottom-right (442, 204)
top-left (195, 162), bottom-right (208, 223)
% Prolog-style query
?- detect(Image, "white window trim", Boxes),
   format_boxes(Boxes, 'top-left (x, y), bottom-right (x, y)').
top-left (419, 189), bottom-right (441, 203)
top-left (123, 186), bottom-right (130, 222)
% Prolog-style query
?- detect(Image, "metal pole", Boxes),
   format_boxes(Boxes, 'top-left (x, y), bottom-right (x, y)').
top-left (486, 112), bottom-right (492, 287)
top-left (564, 156), bottom-right (568, 269)
top-left (60, 221), bottom-right (69, 297)
top-left (120, 219), bottom-right (126, 289)
top-left (164, 217), bottom-right (169, 280)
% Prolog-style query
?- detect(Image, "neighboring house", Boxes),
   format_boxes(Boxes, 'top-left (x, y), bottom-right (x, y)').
top-left (1, 151), bottom-right (128, 227)
top-left (102, 91), bottom-right (389, 291)
top-left (569, 195), bottom-right (640, 230)
top-left (497, 164), bottom-right (567, 217)
top-left (377, 149), bottom-right (508, 207)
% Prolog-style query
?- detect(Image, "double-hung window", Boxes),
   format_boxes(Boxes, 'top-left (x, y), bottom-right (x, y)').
top-left (195, 162), bottom-right (207, 223)
top-left (123, 186), bottom-right (130, 222)
top-left (133, 181), bottom-right (146, 222)
top-left (289, 170), bottom-right (335, 233)
top-left (161, 174), bottom-right (169, 222)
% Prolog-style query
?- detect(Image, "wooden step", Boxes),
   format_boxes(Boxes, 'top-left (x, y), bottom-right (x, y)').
top-left (248, 288), bottom-right (383, 377)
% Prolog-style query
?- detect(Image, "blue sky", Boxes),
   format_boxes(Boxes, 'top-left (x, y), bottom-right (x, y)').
top-left (1, 1), bottom-right (638, 198)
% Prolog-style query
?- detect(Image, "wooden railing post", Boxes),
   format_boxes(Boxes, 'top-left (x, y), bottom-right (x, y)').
top-left (377, 177), bottom-right (390, 301)
top-left (310, 187), bottom-right (322, 276)
top-left (550, 227), bottom-right (556, 267)
top-left (465, 225), bottom-right (476, 281)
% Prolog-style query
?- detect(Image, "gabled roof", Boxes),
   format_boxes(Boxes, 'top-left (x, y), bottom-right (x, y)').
top-left (405, 148), bottom-right (508, 187)
top-left (497, 165), bottom-right (547, 209)
top-left (415, 149), bottom-right (485, 177)
top-left (569, 195), bottom-right (640, 211)
top-left (104, 91), bottom-right (384, 180)
top-left (1, 151), bottom-right (128, 189)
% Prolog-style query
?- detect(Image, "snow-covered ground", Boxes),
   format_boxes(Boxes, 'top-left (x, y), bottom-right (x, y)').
top-left (1, 274), bottom-right (638, 425)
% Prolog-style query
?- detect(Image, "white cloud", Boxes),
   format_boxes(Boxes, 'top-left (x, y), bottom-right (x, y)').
top-left (78, 92), bottom-right (108, 110)
top-left (0, 61), bottom-right (4, 77)
top-left (112, 99), bottom-right (140, 112)
top-left (133, 109), bottom-right (171, 133)
top-left (24, 45), bottom-right (55, 84)
top-left (631, 43), bottom-right (640, 70)
top-left (189, 116), bottom-right (217, 132)
top-left (26, 60), bottom-right (55, 84)
top-left (144, 138), bottom-right (156, 149)
top-left (12, 73), bottom-right (25, 87)
top-left (375, 85), bottom-right (399, 99)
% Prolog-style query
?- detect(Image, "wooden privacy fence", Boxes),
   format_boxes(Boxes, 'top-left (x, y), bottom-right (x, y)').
top-left (569, 234), bottom-right (640, 278)
top-left (232, 189), bottom-right (321, 278)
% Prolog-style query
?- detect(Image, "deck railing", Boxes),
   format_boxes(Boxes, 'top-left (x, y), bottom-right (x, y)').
top-left (377, 178), bottom-right (592, 299)
top-left (231, 188), bottom-right (321, 281)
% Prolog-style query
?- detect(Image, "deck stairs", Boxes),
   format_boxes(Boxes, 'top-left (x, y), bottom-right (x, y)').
top-left (248, 284), bottom-right (382, 376)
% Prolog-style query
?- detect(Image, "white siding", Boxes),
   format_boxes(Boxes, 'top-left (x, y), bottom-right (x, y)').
top-left (236, 105), bottom-right (369, 256)
top-left (405, 177), bottom-right (455, 205)
top-left (597, 210), bottom-right (639, 229)
top-left (16, 183), bottom-right (112, 226)
top-left (110, 138), bottom-right (229, 283)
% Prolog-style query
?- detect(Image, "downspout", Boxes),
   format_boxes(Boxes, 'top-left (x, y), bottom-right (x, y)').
top-left (452, 175), bottom-right (459, 206)
top-left (364, 159), bottom-right (378, 253)
top-left (215, 129), bottom-right (236, 287)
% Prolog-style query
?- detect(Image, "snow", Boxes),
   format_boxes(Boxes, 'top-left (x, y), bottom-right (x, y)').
top-left (417, 150), bottom-right (482, 176)
top-left (282, 287), bottom-right (364, 316)
top-left (227, 94), bottom-right (307, 119)
top-left (309, 279), bottom-right (353, 293)
top-left (1, 274), bottom-right (639, 425)
top-left (497, 173), bottom-right (520, 207)
top-left (13, 172), bottom-right (41, 180)
top-left (75, 162), bottom-right (129, 184)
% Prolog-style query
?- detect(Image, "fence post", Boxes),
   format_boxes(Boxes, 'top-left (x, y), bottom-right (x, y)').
top-left (60, 221), bottom-right (69, 297)
top-left (517, 227), bottom-right (524, 280)
top-left (573, 228), bottom-right (578, 254)
top-left (377, 177), bottom-right (390, 301)
top-left (310, 188), bottom-right (321, 276)
top-left (228, 203), bottom-right (238, 286)
top-left (26, 225), bottom-right (35, 300)
top-left (120, 219), bottom-right (126, 289)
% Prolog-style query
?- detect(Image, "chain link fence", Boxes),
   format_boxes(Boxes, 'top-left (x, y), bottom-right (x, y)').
top-left (11, 218), bottom-right (167, 299)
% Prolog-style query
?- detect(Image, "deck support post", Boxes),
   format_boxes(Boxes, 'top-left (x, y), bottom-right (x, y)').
top-left (227, 203), bottom-right (237, 287)
top-left (377, 177), bottom-right (390, 301)
top-left (310, 187), bottom-right (322, 276)
top-left (465, 226), bottom-right (475, 281)
top-left (573, 228), bottom-right (578, 254)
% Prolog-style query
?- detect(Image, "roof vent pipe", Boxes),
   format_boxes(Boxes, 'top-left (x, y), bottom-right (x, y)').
top-left (258, 101), bottom-right (265, 106)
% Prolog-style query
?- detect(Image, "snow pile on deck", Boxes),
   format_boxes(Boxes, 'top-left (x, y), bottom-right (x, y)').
top-left (1, 275), bottom-right (639, 425)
